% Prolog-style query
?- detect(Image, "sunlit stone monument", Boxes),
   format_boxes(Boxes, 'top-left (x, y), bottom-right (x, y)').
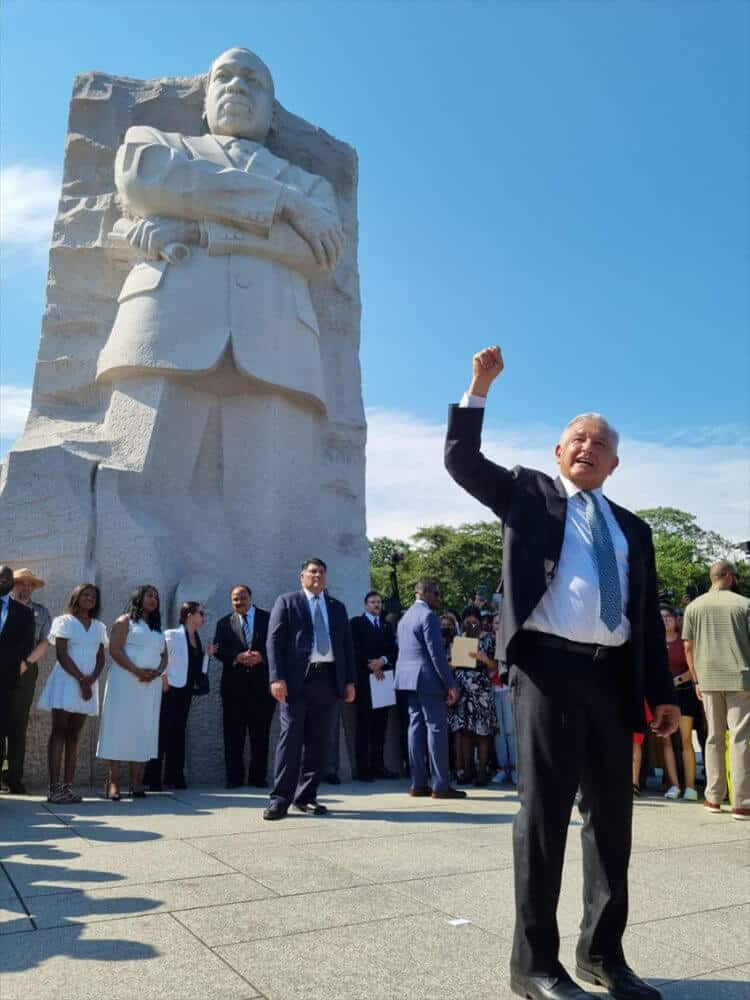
top-left (0, 48), bottom-right (368, 786)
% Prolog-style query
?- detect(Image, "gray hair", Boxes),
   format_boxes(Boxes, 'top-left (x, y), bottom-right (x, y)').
top-left (562, 413), bottom-right (619, 452)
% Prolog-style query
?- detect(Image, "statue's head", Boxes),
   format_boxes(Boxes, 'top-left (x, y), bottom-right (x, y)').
top-left (204, 47), bottom-right (274, 141)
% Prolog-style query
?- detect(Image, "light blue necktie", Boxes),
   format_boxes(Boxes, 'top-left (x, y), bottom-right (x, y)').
top-left (241, 614), bottom-right (251, 647)
top-left (581, 491), bottom-right (622, 632)
top-left (313, 597), bottom-right (330, 656)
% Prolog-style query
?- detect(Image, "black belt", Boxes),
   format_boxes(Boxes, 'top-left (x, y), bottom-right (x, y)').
top-left (522, 630), bottom-right (625, 662)
top-left (308, 660), bottom-right (335, 669)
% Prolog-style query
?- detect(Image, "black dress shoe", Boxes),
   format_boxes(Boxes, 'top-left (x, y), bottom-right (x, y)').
top-left (293, 800), bottom-right (329, 815)
top-left (511, 971), bottom-right (595, 999)
top-left (6, 782), bottom-right (27, 795)
top-left (322, 773), bottom-right (340, 785)
top-left (576, 963), bottom-right (661, 999)
top-left (356, 773), bottom-right (374, 782)
top-left (262, 804), bottom-right (288, 821)
top-left (225, 781), bottom-right (243, 789)
top-left (432, 787), bottom-right (467, 799)
top-left (373, 767), bottom-right (399, 779)
top-left (247, 779), bottom-right (269, 788)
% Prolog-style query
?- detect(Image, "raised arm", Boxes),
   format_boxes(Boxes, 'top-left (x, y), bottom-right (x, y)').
top-left (444, 347), bottom-right (517, 519)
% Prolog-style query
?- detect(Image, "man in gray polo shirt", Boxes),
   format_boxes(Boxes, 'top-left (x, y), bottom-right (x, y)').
top-left (683, 561), bottom-right (750, 820)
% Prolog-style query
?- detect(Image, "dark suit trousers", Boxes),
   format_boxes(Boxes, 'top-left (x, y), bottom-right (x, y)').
top-left (3, 662), bottom-right (38, 785)
top-left (510, 636), bottom-right (633, 979)
top-left (0, 663), bottom-right (20, 743)
top-left (355, 673), bottom-right (389, 777)
top-left (144, 685), bottom-right (192, 787)
top-left (222, 671), bottom-right (276, 786)
top-left (270, 663), bottom-right (337, 809)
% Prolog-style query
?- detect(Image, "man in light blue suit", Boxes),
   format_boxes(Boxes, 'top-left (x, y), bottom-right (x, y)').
top-left (395, 580), bottom-right (466, 799)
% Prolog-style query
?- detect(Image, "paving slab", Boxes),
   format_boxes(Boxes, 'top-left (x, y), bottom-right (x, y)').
top-left (661, 964), bottom-right (750, 998)
top-left (0, 897), bottom-right (33, 935)
top-left (190, 835), bottom-right (370, 894)
top-left (5, 837), bottom-right (234, 899)
top-left (0, 912), bottom-right (257, 1000)
top-left (305, 828), bottom-right (513, 883)
top-left (216, 911), bottom-right (509, 1000)
top-left (176, 882), bottom-right (431, 947)
top-left (628, 903), bottom-right (750, 967)
top-left (28, 872), bottom-right (275, 929)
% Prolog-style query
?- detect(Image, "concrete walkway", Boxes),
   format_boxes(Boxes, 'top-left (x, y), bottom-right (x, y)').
top-left (1, 782), bottom-right (748, 999)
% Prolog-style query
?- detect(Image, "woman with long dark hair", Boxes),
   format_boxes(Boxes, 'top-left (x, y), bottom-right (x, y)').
top-left (37, 583), bottom-right (106, 803)
top-left (97, 585), bottom-right (167, 799)
top-left (143, 601), bottom-right (215, 790)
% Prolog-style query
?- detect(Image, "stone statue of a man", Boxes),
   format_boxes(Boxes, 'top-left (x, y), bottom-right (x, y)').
top-left (99, 46), bottom-right (343, 409)
top-left (84, 46), bottom-right (350, 595)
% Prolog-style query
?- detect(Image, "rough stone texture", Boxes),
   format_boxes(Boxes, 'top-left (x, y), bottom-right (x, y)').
top-left (0, 57), bottom-right (368, 788)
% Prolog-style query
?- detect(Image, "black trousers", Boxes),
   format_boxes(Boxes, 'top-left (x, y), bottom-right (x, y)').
top-left (144, 684), bottom-right (192, 787)
top-left (270, 662), bottom-right (337, 809)
top-left (2, 662), bottom-right (38, 786)
top-left (355, 676), bottom-right (389, 777)
top-left (222, 674), bottom-right (276, 786)
top-left (510, 636), bottom-right (633, 979)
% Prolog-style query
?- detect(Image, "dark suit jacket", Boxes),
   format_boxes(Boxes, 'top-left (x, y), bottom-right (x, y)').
top-left (444, 405), bottom-right (674, 728)
top-left (350, 614), bottom-right (397, 707)
top-left (268, 590), bottom-right (355, 699)
top-left (0, 597), bottom-right (35, 679)
top-left (214, 607), bottom-right (271, 699)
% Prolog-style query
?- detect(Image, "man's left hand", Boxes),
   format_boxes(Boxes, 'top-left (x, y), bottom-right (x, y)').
top-left (344, 683), bottom-right (356, 703)
top-left (650, 704), bottom-right (681, 737)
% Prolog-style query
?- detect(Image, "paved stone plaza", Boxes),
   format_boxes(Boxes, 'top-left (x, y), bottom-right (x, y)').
top-left (1, 783), bottom-right (748, 999)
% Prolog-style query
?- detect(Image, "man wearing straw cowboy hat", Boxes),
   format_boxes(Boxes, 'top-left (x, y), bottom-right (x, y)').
top-left (1, 569), bottom-right (51, 794)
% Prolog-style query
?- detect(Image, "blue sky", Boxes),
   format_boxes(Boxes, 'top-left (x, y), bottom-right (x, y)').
top-left (1, 0), bottom-right (749, 541)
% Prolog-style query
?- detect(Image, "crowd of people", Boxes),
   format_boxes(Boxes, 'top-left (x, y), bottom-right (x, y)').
top-left (1, 562), bottom-right (746, 818)
top-left (0, 564), bottom-right (517, 804)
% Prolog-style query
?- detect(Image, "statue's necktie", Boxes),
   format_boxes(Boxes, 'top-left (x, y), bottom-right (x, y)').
top-left (313, 597), bottom-right (330, 656)
top-left (580, 491), bottom-right (622, 632)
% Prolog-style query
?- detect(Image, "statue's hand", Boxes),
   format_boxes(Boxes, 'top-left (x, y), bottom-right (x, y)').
top-left (128, 217), bottom-right (200, 260)
top-left (279, 187), bottom-right (344, 271)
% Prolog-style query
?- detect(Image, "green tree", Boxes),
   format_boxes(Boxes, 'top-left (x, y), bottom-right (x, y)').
top-left (637, 507), bottom-right (749, 599)
top-left (368, 522), bottom-right (503, 612)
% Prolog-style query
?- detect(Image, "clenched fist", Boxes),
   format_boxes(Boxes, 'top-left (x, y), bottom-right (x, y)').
top-left (468, 346), bottom-right (504, 398)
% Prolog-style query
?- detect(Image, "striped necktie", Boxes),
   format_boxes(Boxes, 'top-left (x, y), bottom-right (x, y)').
top-left (581, 491), bottom-right (622, 632)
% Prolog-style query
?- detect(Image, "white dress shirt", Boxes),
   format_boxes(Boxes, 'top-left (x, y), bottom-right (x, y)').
top-left (303, 588), bottom-right (335, 662)
top-left (365, 612), bottom-right (389, 665)
top-left (460, 393), bottom-right (630, 645)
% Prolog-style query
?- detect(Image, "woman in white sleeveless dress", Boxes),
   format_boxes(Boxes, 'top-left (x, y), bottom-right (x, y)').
top-left (97, 585), bottom-right (167, 799)
top-left (37, 583), bottom-right (107, 803)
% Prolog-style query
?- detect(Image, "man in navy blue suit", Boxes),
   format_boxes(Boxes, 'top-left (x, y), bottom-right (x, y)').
top-left (264, 558), bottom-right (356, 820)
top-left (394, 579), bottom-right (465, 799)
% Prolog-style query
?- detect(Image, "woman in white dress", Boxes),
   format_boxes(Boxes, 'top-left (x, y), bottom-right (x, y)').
top-left (97, 585), bottom-right (167, 800)
top-left (37, 583), bottom-right (107, 804)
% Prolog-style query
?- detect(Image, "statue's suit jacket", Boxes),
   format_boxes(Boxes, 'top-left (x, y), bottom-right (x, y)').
top-left (97, 127), bottom-right (340, 410)
top-left (444, 405), bottom-right (674, 728)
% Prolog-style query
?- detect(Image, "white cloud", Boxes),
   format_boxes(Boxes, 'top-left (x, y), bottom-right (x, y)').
top-left (365, 407), bottom-right (750, 544)
top-left (0, 164), bottom-right (60, 251)
top-left (0, 385), bottom-right (32, 442)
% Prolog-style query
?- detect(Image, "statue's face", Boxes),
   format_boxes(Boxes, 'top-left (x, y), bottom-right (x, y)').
top-left (205, 48), bottom-right (274, 141)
